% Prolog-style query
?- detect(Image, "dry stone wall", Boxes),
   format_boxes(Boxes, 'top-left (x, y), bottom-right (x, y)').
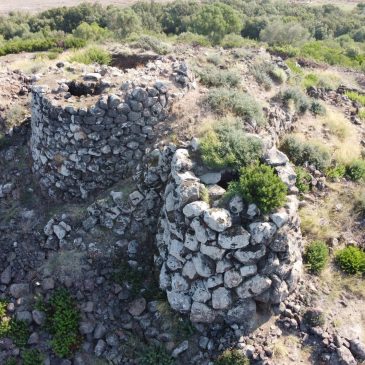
top-left (156, 147), bottom-right (302, 331)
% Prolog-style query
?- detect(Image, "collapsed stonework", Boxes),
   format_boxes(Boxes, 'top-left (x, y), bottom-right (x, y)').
top-left (30, 58), bottom-right (192, 200)
top-left (155, 146), bottom-right (302, 331)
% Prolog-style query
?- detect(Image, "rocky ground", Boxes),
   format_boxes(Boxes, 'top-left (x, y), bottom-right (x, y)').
top-left (1, 45), bottom-right (365, 365)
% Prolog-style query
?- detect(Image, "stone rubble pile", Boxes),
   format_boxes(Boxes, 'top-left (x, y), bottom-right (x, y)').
top-left (156, 146), bottom-right (303, 331)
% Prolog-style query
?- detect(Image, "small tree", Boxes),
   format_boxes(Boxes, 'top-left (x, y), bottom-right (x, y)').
top-left (190, 3), bottom-right (242, 43)
top-left (228, 164), bottom-right (287, 214)
top-left (106, 8), bottom-right (142, 39)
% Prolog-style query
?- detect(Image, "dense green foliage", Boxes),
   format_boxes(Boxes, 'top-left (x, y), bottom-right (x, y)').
top-left (22, 349), bottom-right (44, 365)
top-left (199, 122), bottom-right (263, 169)
top-left (346, 159), bottom-right (365, 182)
top-left (206, 88), bottom-right (265, 125)
top-left (304, 241), bottom-right (329, 274)
top-left (0, 1), bottom-right (364, 69)
top-left (228, 164), bottom-right (287, 214)
top-left (295, 166), bottom-right (312, 193)
top-left (345, 91), bottom-right (365, 106)
top-left (42, 289), bottom-right (81, 358)
top-left (281, 136), bottom-right (330, 171)
top-left (215, 349), bottom-right (250, 365)
top-left (326, 164), bottom-right (346, 181)
top-left (138, 345), bottom-right (174, 365)
top-left (335, 246), bottom-right (365, 274)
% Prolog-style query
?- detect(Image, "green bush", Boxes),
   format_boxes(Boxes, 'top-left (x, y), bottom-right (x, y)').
top-left (215, 349), bottom-right (250, 365)
top-left (310, 101), bottom-right (326, 116)
top-left (346, 159), bottom-right (365, 181)
top-left (22, 349), bottom-right (44, 365)
top-left (228, 164), bottom-right (287, 214)
top-left (304, 241), bottom-right (329, 273)
top-left (281, 136), bottom-right (330, 171)
top-left (45, 289), bottom-right (81, 358)
top-left (349, 90), bottom-right (365, 105)
top-left (198, 66), bottom-right (241, 88)
top-left (138, 345), bottom-right (174, 365)
top-left (345, 91), bottom-right (365, 107)
top-left (73, 21), bottom-right (110, 41)
top-left (303, 308), bottom-right (326, 327)
top-left (219, 33), bottom-right (248, 49)
top-left (359, 109), bottom-right (365, 121)
top-left (4, 358), bottom-right (17, 365)
top-left (281, 88), bottom-right (310, 114)
top-left (326, 164), bottom-right (346, 181)
top-left (199, 122), bottom-right (263, 170)
top-left (176, 32), bottom-right (211, 47)
top-left (8, 319), bottom-right (30, 347)
top-left (206, 88), bottom-right (265, 125)
top-left (295, 166), bottom-right (312, 193)
top-left (130, 35), bottom-right (171, 55)
top-left (335, 246), bottom-right (365, 274)
top-left (70, 46), bottom-right (111, 65)
top-left (190, 3), bottom-right (242, 43)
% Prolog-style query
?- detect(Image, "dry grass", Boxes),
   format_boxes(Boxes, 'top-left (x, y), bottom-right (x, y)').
top-left (300, 182), bottom-right (360, 241)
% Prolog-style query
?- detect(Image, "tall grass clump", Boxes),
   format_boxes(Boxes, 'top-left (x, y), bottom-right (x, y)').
top-left (199, 120), bottom-right (263, 170)
top-left (206, 88), bottom-right (265, 125)
top-left (215, 349), bottom-right (250, 365)
top-left (69, 46), bottom-right (111, 65)
top-left (250, 62), bottom-right (287, 90)
top-left (345, 91), bottom-right (365, 106)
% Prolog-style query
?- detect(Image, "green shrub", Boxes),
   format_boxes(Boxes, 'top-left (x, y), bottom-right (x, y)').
top-left (4, 358), bottom-right (17, 365)
top-left (130, 35), bottom-right (171, 55)
top-left (326, 164), bottom-right (346, 181)
top-left (220, 33), bottom-right (247, 49)
top-left (206, 53), bottom-right (223, 66)
top-left (345, 91), bottom-right (365, 106)
top-left (45, 289), bottom-right (81, 358)
top-left (335, 246), bottom-right (365, 274)
top-left (198, 66), bottom-right (240, 88)
top-left (304, 241), bottom-right (329, 273)
top-left (22, 349), bottom-right (44, 365)
top-left (354, 189), bottom-right (365, 218)
top-left (206, 88), bottom-right (265, 125)
top-left (295, 166), bottom-right (312, 193)
top-left (359, 109), bottom-right (365, 121)
top-left (215, 349), bottom-right (250, 365)
top-left (73, 21), bottom-right (110, 41)
top-left (8, 319), bottom-right (30, 347)
top-left (250, 62), bottom-right (273, 90)
top-left (69, 46), bottom-right (111, 65)
top-left (346, 159), bottom-right (365, 181)
top-left (176, 32), bottom-right (211, 47)
top-left (199, 122), bottom-right (263, 170)
top-left (138, 345), bottom-right (174, 365)
top-left (310, 101), bottom-right (326, 116)
top-left (281, 136), bottom-right (330, 171)
top-left (303, 308), bottom-right (326, 327)
top-left (228, 164), bottom-right (287, 214)
top-left (281, 88), bottom-right (310, 114)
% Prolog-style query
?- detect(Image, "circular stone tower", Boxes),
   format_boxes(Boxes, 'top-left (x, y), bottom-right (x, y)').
top-left (156, 147), bottom-right (302, 331)
top-left (30, 59), bottom-right (191, 200)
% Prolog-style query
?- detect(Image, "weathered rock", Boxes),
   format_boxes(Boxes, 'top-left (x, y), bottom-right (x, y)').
top-left (218, 226), bottom-right (250, 249)
top-left (203, 208), bottom-right (232, 232)
top-left (167, 291), bottom-right (191, 313)
top-left (183, 201), bottom-right (210, 218)
top-left (349, 339), bottom-right (365, 360)
top-left (192, 253), bottom-right (215, 278)
top-left (190, 302), bottom-right (216, 323)
top-left (199, 172), bottom-right (221, 185)
top-left (10, 283), bottom-right (30, 298)
top-left (128, 298), bottom-right (146, 316)
top-left (236, 276), bottom-right (272, 299)
top-left (337, 346), bottom-right (357, 365)
top-left (212, 287), bottom-right (232, 309)
top-left (0, 265), bottom-right (11, 284)
top-left (224, 270), bottom-right (243, 288)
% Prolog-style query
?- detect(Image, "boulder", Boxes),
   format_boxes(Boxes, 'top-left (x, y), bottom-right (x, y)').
top-left (10, 283), bottom-right (30, 298)
top-left (192, 253), bottom-right (215, 278)
top-left (183, 201), bottom-right (210, 218)
top-left (350, 339), bottom-right (365, 360)
top-left (199, 172), bottom-right (221, 185)
top-left (203, 208), bottom-right (232, 232)
top-left (218, 226), bottom-right (250, 249)
top-left (224, 269), bottom-right (243, 288)
top-left (236, 275), bottom-right (272, 299)
top-left (337, 346), bottom-right (357, 365)
top-left (167, 291), bottom-right (191, 313)
top-left (190, 302), bottom-right (216, 323)
top-left (212, 287), bottom-right (232, 309)
top-left (264, 147), bottom-right (289, 166)
top-left (229, 195), bottom-right (244, 214)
